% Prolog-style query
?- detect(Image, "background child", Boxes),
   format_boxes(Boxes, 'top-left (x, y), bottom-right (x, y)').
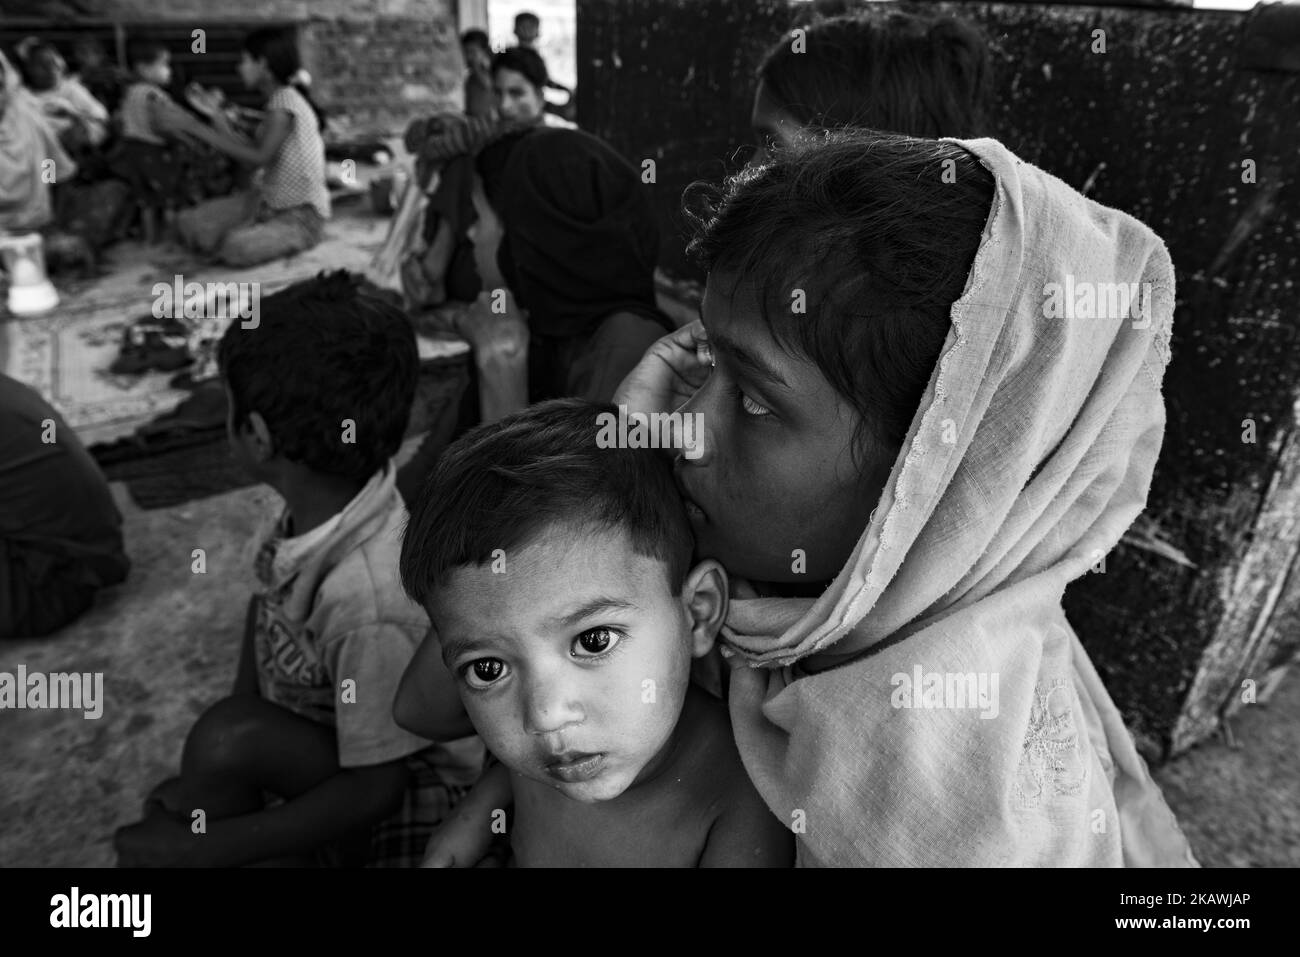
top-left (110, 40), bottom-right (182, 242)
top-left (113, 271), bottom-right (483, 868)
top-left (71, 35), bottom-right (126, 115)
top-left (397, 398), bottom-right (793, 867)
top-left (460, 28), bottom-right (494, 120)
top-left (16, 38), bottom-right (110, 152)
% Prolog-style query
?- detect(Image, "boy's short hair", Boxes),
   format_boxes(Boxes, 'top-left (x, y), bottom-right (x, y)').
top-left (460, 29), bottom-right (490, 52)
top-left (127, 40), bottom-right (168, 70)
top-left (514, 12), bottom-right (540, 29)
top-left (218, 270), bottom-right (417, 484)
top-left (401, 399), bottom-right (694, 606)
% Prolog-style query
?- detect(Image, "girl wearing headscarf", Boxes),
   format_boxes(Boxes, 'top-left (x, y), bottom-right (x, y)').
top-left (393, 124), bottom-right (672, 505)
top-left (473, 126), bottom-right (673, 405)
top-left (610, 129), bottom-right (1197, 866)
top-left (404, 45), bottom-right (571, 310)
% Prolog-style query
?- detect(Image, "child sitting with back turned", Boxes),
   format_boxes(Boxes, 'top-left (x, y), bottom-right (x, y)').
top-left (114, 271), bottom-right (483, 868)
top-left (397, 398), bottom-right (794, 867)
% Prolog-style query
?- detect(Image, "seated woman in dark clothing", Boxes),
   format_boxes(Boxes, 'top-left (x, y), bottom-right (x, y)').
top-left (476, 125), bottom-right (671, 402)
top-left (406, 46), bottom-right (561, 310)
top-left (395, 126), bottom-right (671, 503)
top-left (0, 373), bottom-right (130, 639)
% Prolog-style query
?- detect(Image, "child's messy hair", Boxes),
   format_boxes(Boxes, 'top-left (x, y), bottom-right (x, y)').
top-left (218, 270), bottom-right (417, 485)
top-left (685, 129), bottom-right (994, 459)
top-left (400, 398), bottom-right (694, 605)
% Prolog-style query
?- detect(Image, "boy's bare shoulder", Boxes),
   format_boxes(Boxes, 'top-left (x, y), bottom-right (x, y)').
top-left (679, 683), bottom-right (795, 867)
top-left (678, 684), bottom-right (757, 801)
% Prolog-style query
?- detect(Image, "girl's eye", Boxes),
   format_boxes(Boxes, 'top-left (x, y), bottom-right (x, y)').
top-left (462, 658), bottom-right (508, 689)
top-left (739, 389), bottom-right (771, 417)
top-left (572, 627), bottom-right (621, 658)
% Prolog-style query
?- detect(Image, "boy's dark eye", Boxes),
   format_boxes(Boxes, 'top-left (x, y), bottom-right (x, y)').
top-left (572, 627), bottom-right (620, 658)
top-left (474, 660), bottom-right (503, 680)
top-left (463, 658), bottom-right (508, 689)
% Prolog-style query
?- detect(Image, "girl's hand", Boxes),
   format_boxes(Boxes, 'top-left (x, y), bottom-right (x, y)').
top-left (611, 318), bottom-right (711, 416)
top-left (185, 83), bottom-right (224, 118)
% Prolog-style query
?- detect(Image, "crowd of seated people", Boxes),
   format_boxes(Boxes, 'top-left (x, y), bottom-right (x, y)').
top-left (0, 26), bottom-right (329, 272)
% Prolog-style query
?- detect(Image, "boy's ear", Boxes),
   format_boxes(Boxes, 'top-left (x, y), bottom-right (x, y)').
top-left (681, 559), bottom-right (728, 658)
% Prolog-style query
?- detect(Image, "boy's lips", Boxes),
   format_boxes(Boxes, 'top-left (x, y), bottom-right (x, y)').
top-left (544, 751), bottom-right (605, 784)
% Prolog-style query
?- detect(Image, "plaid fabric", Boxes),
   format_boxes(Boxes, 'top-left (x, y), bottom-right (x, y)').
top-left (260, 86), bottom-right (330, 218)
top-left (366, 748), bottom-right (476, 868)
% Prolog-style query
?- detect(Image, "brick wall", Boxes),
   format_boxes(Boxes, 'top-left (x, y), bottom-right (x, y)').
top-left (305, 13), bottom-right (462, 138)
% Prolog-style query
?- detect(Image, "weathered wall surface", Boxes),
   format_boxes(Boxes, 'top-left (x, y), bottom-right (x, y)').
top-left (577, 0), bottom-right (1300, 759)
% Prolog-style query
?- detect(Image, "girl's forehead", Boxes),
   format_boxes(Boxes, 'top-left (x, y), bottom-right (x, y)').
top-left (495, 69), bottom-right (529, 88)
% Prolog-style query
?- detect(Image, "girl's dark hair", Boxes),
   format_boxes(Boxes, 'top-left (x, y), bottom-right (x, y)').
top-left (686, 130), bottom-right (995, 458)
top-left (491, 46), bottom-right (548, 91)
top-left (758, 10), bottom-right (991, 138)
top-left (244, 26), bottom-right (325, 132)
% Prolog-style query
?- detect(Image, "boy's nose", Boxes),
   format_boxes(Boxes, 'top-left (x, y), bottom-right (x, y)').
top-left (521, 671), bottom-right (584, 736)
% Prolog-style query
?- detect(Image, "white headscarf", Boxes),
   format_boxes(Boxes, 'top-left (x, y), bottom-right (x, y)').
top-left (720, 137), bottom-right (1197, 867)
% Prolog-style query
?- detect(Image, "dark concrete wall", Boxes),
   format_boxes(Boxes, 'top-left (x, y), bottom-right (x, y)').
top-left (577, 0), bottom-right (1300, 759)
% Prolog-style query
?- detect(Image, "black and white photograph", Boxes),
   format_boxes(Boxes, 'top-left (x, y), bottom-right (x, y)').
top-left (0, 0), bottom-right (1295, 906)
